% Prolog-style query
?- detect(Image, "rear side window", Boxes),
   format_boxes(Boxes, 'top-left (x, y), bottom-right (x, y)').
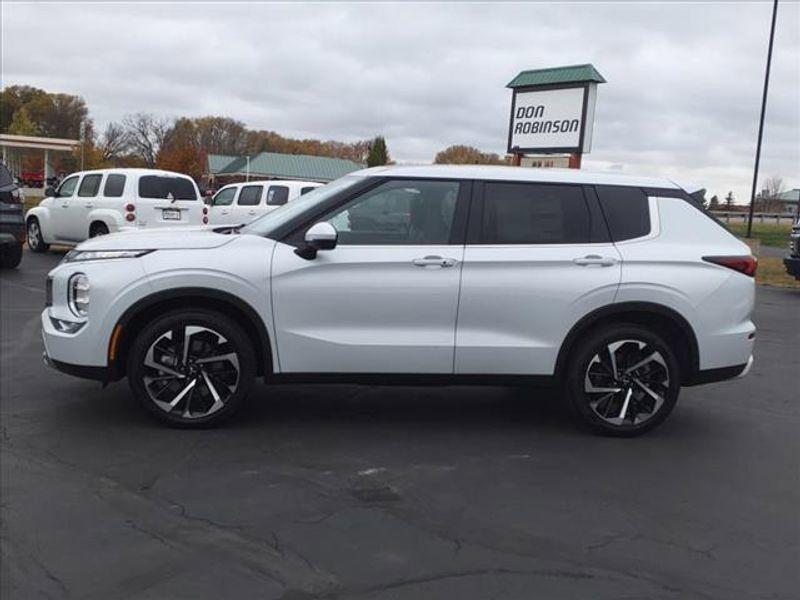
top-left (103, 174), bottom-right (126, 197)
top-left (77, 174), bottom-right (102, 197)
top-left (138, 176), bottom-right (198, 201)
top-left (266, 185), bottom-right (290, 206)
top-left (238, 185), bottom-right (263, 206)
top-left (595, 186), bottom-right (651, 241)
top-left (301, 186), bottom-right (317, 195)
top-left (212, 187), bottom-right (236, 206)
top-left (481, 182), bottom-right (592, 244)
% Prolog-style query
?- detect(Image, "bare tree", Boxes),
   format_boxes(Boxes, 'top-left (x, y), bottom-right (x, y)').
top-left (758, 175), bottom-right (786, 212)
top-left (99, 122), bottom-right (129, 163)
top-left (123, 113), bottom-right (171, 167)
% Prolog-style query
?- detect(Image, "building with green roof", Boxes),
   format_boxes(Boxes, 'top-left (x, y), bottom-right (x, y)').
top-left (206, 152), bottom-right (362, 186)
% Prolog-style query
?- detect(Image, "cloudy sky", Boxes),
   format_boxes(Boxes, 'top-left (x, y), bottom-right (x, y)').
top-left (2, 1), bottom-right (798, 201)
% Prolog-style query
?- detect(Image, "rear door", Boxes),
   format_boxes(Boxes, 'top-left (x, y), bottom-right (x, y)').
top-left (231, 184), bottom-right (264, 225)
top-left (136, 174), bottom-right (203, 227)
top-left (455, 181), bottom-right (620, 375)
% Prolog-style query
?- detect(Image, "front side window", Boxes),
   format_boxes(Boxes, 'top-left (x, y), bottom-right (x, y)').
top-left (325, 179), bottom-right (459, 245)
top-left (238, 185), bottom-right (263, 206)
top-left (138, 176), bottom-right (198, 200)
top-left (57, 176), bottom-right (79, 198)
top-left (595, 186), bottom-right (651, 241)
top-left (266, 185), bottom-right (290, 206)
top-left (103, 174), bottom-right (126, 197)
top-left (481, 182), bottom-right (592, 244)
top-left (212, 187), bottom-right (236, 206)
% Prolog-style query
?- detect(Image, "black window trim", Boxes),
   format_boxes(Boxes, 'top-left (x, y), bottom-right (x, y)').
top-left (281, 176), bottom-right (472, 247)
top-left (466, 179), bottom-right (611, 245)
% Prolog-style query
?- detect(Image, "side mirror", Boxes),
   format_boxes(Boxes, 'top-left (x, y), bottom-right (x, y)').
top-left (45, 186), bottom-right (56, 198)
top-left (295, 222), bottom-right (337, 259)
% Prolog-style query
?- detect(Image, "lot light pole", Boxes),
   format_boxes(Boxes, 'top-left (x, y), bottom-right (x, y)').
top-left (746, 0), bottom-right (779, 239)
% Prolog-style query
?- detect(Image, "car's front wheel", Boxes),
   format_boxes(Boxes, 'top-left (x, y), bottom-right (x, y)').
top-left (127, 309), bottom-right (256, 427)
top-left (565, 324), bottom-right (680, 436)
top-left (26, 218), bottom-right (49, 253)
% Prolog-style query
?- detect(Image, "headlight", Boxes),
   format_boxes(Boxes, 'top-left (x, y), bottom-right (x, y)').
top-left (64, 249), bottom-right (153, 263)
top-left (68, 273), bottom-right (90, 317)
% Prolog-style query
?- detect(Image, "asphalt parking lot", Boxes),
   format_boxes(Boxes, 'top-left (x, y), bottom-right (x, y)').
top-left (1, 248), bottom-right (798, 600)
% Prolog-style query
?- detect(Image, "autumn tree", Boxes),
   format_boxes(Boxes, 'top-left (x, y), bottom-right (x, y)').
top-left (156, 118), bottom-right (206, 180)
top-left (7, 107), bottom-right (39, 136)
top-left (434, 145), bottom-right (506, 165)
top-left (366, 136), bottom-right (389, 167)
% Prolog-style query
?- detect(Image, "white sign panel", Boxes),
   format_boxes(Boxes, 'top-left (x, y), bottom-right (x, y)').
top-left (508, 86), bottom-right (588, 153)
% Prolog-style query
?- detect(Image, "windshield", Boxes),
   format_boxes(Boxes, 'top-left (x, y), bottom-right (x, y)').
top-left (241, 175), bottom-right (364, 237)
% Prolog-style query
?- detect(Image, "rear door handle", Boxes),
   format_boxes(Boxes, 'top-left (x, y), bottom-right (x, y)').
top-left (413, 255), bottom-right (457, 268)
top-left (248, 210), bottom-right (256, 215)
top-left (573, 254), bottom-right (618, 267)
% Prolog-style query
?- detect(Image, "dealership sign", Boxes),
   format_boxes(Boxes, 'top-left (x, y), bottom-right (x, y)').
top-left (506, 65), bottom-right (605, 155)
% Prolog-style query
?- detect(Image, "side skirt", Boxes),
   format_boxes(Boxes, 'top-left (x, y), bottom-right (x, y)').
top-left (266, 373), bottom-right (558, 387)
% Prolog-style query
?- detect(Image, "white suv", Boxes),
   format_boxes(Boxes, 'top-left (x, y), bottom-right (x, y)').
top-left (41, 166), bottom-right (756, 435)
top-left (26, 168), bottom-right (206, 252)
top-left (209, 180), bottom-right (322, 226)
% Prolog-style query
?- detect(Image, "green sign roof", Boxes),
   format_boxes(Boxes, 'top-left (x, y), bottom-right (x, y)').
top-left (208, 152), bottom-right (361, 182)
top-left (507, 64), bottom-right (606, 89)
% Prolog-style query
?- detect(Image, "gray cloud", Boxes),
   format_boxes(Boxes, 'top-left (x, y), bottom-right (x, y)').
top-left (2, 1), bottom-right (798, 201)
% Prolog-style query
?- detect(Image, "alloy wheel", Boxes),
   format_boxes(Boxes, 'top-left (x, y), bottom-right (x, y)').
top-left (142, 325), bottom-right (240, 420)
top-left (584, 339), bottom-right (670, 427)
top-left (27, 221), bottom-right (40, 250)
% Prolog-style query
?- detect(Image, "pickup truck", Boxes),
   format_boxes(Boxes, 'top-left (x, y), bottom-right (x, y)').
top-left (784, 218), bottom-right (800, 280)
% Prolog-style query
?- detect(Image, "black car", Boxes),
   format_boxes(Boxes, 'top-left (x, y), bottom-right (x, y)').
top-left (784, 218), bottom-right (800, 281)
top-left (0, 161), bottom-right (24, 269)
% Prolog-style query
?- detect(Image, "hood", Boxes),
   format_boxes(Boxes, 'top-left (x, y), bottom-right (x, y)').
top-left (76, 226), bottom-right (236, 251)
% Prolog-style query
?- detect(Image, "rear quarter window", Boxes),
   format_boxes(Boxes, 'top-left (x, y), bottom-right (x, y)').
top-left (138, 176), bottom-right (198, 201)
top-left (595, 186), bottom-right (651, 241)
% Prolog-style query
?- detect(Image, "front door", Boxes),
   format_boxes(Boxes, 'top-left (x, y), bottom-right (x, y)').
top-left (51, 175), bottom-right (80, 241)
top-left (455, 181), bottom-right (622, 375)
top-left (271, 178), bottom-right (468, 373)
top-left (209, 186), bottom-right (238, 225)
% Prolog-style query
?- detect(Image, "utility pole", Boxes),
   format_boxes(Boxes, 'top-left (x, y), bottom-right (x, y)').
top-left (746, 0), bottom-right (779, 238)
top-left (246, 155), bottom-right (250, 182)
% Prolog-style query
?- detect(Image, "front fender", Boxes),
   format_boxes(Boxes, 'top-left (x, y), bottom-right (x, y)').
top-left (25, 202), bottom-right (55, 244)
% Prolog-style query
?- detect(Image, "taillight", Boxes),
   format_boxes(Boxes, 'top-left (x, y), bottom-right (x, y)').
top-left (703, 255), bottom-right (757, 277)
top-left (202, 206), bottom-right (208, 215)
top-left (202, 216), bottom-right (209, 224)
top-left (125, 203), bottom-right (135, 212)
top-left (125, 213), bottom-right (136, 222)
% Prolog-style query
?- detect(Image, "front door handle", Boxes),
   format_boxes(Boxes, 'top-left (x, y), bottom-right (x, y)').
top-left (85, 202), bottom-right (94, 208)
top-left (413, 255), bottom-right (457, 268)
top-left (573, 255), bottom-right (618, 267)
top-left (248, 209), bottom-right (256, 215)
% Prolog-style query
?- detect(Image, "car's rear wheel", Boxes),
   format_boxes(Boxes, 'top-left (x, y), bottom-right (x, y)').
top-left (89, 222), bottom-right (109, 237)
top-left (127, 309), bottom-right (256, 427)
top-left (26, 218), bottom-right (49, 253)
top-left (0, 243), bottom-right (23, 268)
top-left (565, 324), bottom-right (680, 436)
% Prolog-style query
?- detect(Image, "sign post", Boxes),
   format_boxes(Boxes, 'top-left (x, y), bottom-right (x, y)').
top-left (507, 64), bottom-right (605, 169)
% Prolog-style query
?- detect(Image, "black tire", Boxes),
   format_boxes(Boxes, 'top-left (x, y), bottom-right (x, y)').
top-left (127, 309), bottom-right (256, 428)
top-left (89, 222), bottom-right (109, 237)
top-left (26, 217), bottom-right (49, 253)
top-left (564, 324), bottom-right (681, 437)
top-left (0, 243), bottom-right (23, 268)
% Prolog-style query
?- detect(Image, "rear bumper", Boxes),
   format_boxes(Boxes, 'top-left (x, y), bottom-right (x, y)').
top-left (784, 256), bottom-right (800, 279)
top-left (684, 355), bottom-right (752, 386)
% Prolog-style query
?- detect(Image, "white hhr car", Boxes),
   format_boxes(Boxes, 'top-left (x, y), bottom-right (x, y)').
top-left (209, 180), bottom-right (323, 226)
top-left (41, 166), bottom-right (756, 435)
top-left (26, 168), bottom-right (206, 252)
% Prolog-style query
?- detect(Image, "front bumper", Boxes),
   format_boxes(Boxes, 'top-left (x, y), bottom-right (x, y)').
top-left (43, 351), bottom-right (109, 382)
top-left (784, 256), bottom-right (800, 280)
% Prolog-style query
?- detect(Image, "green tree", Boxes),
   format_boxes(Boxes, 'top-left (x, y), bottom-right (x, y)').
top-left (709, 195), bottom-right (720, 210)
top-left (724, 191), bottom-right (735, 209)
top-left (7, 107), bottom-right (39, 136)
top-left (366, 136), bottom-right (389, 167)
